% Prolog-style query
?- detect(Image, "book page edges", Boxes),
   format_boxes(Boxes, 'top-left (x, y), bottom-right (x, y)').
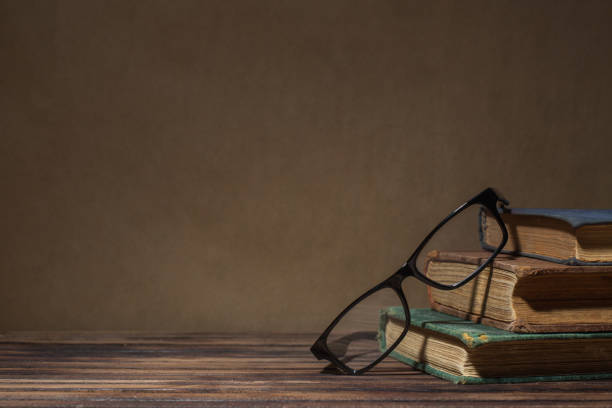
top-left (429, 250), bottom-right (612, 277)
top-left (430, 301), bottom-right (612, 333)
top-left (386, 347), bottom-right (612, 384)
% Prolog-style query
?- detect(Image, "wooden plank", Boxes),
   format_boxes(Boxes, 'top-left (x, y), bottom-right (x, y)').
top-left (0, 333), bottom-right (610, 407)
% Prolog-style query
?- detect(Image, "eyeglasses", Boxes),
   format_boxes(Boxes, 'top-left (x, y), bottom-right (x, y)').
top-left (310, 187), bottom-right (509, 375)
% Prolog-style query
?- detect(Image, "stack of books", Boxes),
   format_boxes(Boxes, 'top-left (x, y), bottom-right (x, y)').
top-left (380, 208), bottom-right (612, 384)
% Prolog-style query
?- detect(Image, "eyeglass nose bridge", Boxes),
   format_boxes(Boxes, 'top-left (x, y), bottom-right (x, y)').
top-left (386, 272), bottom-right (405, 289)
top-left (394, 261), bottom-right (415, 280)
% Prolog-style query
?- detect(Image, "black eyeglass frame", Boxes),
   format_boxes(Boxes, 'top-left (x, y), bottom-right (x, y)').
top-left (311, 187), bottom-right (510, 375)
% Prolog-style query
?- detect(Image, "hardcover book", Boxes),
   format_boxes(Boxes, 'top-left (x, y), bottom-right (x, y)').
top-left (480, 208), bottom-right (612, 265)
top-left (379, 308), bottom-right (612, 384)
top-left (425, 251), bottom-right (612, 333)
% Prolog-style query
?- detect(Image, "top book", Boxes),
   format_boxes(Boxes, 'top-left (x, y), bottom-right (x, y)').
top-left (480, 208), bottom-right (612, 265)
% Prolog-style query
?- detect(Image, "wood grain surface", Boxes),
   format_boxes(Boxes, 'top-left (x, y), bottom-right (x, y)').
top-left (0, 332), bottom-right (611, 407)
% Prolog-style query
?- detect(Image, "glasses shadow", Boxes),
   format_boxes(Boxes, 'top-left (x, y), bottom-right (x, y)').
top-left (320, 330), bottom-right (416, 376)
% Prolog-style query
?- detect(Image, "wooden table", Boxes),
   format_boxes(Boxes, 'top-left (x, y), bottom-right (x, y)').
top-left (0, 332), bottom-right (611, 407)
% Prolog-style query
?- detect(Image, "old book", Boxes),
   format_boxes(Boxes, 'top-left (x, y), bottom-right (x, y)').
top-left (480, 208), bottom-right (612, 265)
top-left (379, 308), bottom-right (612, 384)
top-left (425, 251), bottom-right (612, 333)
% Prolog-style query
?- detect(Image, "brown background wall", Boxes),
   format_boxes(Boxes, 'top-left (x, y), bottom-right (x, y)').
top-left (2, 0), bottom-right (612, 332)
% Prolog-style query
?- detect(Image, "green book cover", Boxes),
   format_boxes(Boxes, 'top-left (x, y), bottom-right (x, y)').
top-left (379, 308), bottom-right (612, 384)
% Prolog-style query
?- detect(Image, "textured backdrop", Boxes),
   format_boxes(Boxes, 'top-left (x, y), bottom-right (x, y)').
top-left (2, 0), bottom-right (612, 331)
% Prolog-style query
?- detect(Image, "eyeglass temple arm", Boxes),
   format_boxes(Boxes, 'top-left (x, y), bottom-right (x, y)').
top-left (489, 188), bottom-right (510, 212)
